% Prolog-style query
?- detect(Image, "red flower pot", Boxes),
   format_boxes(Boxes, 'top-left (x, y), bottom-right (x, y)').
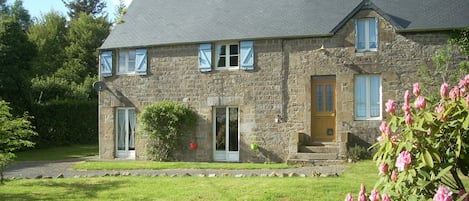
top-left (190, 142), bottom-right (198, 150)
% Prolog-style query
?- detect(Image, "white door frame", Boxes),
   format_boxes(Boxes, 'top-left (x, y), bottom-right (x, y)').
top-left (116, 108), bottom-right (136, 159)
top-left (213, 107), bottom-right (239, 162)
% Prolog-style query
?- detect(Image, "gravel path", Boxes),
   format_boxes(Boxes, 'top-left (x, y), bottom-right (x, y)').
top-left (4, 158), bottom-right (348, 179)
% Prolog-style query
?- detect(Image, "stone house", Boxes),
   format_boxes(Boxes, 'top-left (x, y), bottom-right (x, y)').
top-left (97, 0), bottom-right (469, 162)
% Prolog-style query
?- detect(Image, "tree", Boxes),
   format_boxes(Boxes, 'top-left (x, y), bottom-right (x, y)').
top-left (9, 0), bottom-right (31, 29)
top-left (27, 12), bottom-right (68, 77)
top-left (0, 15), bottom-right (36, 114)
top-left (55, 13), bottom-right (110, 83)
top-left (114, 0), bottom-right (127, 24)
top-left (0, 100), bottom-right (37, 184)
top-left (61, 0), bottom-right (107, 19)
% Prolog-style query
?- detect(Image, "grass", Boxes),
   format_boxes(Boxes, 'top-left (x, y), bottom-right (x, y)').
top-left (15, 144), bottom-right (98, 161)
top-left (72, 161), bottom-right (294, 170)
top-left (0, 161), bottom-right (376, 201)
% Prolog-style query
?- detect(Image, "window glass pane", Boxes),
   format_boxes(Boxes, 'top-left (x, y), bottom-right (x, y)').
top-left (117, 110), bottom-right (126, 150)
top-left (128, 109), bottom-right (135, 150)
top-left (230, 56), bottom-right (238, 67)
top-left (119, 51), bottom-right (126, 73)
top-left (230, 45), bottom-right (238, 55)
top-left (357, 20), bottom-right (366, 50)
top-left (215, 108), bottom-right (226, 151)
top-left (355, 76), bottom-right (366, 118)
top-left (369, 76), bottom-right (381, 117)
top-left (219, 45), bottom-right (226, 55)
top-left (369, 19), bottom-right (377, 49)
top-left (228, 108), bottom-right (238, 151)
top-left (217, 57), bottom-right (226, 67)
top-left (128, 50), bottom-right (136, 72)
top-left (316, 85), bottom-right (324, 112)
top-left (326, 85), bottom-right (334, 112)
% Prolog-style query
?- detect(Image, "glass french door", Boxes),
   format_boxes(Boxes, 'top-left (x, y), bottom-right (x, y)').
top-left (213, 107), bottom-right (239, 162)
top-left (116, 108), bottom-right (136, 159)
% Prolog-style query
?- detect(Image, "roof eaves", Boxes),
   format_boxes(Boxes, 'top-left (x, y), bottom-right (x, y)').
top-left (396, 26), bottom-right (469, 33)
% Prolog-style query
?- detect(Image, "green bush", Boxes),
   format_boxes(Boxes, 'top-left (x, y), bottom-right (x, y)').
top-left (139, 101), bottom-right (197, 161)
top-left (30, 99), bottom-right (98, 147)
top-left (347, 144), bottom-right (371, 162)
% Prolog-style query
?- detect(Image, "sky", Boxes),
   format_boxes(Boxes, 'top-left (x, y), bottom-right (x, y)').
top-left (6, 0), bottom-right (133, 20)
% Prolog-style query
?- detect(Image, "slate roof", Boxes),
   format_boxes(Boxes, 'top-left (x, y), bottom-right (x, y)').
top-left (100, 0), bottom-right (469, 49)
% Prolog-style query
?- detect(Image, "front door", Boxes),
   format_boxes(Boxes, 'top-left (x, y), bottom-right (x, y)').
top-left (213, 107), bottom-right (239, 162)
top-left (116, 108), bottom-right (136, 159)
top-left (311, 76), bottom-right (336, 142)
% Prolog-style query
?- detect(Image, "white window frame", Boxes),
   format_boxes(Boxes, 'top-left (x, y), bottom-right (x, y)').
top-left (118, 49), bottom-right (136, 75)
top-left (215, 42), bottom-right (239, 70)
top-left (354, 75), bottom-right (382, 120)
top-left (356, 18), bottom-right (378, 52)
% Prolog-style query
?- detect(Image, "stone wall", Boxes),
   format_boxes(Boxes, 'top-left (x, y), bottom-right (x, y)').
top-left (98, 9), bottom-right (454, 162)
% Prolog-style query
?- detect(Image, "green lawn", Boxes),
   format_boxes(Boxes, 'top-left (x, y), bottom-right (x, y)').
top-left (15, 144), bottom-right (98, 161)
top-left (72, 161), bottom-right (294, 170)
top-left (0, 161), bottom-right (375, 201)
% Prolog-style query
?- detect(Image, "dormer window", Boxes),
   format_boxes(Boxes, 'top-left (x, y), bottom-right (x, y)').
top-left (356, 18), bottom-right (378, 52)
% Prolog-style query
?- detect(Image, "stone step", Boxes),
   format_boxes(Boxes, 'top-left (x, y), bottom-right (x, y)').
top-left (288, 152), bottom-right (338, 160)
top-left (286, 159), bottom-right (345, 166)
top-left (298, 145), bottom-right (339, 153)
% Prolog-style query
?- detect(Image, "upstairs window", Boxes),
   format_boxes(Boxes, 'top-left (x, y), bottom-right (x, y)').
top-left (356, 18), bottom-right (378, 52)
top-left (216, 43), bottom-right (239, 69)
top-left (118, 49), bottom-right (147, 75)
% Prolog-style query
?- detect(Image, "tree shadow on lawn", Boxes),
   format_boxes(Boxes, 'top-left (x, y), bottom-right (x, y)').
top-left (0, 179), bottom-right (126, 200)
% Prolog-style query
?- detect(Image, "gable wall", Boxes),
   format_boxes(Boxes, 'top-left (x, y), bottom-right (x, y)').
top-left (98, 9), bottom-right (454, 162)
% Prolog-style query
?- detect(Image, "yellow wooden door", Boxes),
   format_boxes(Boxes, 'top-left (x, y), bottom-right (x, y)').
top-left (311, 76), bottom-right (336, 142)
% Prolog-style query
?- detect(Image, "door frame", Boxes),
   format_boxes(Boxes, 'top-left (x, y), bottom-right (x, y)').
top-left (116, 107), bottom-right (136, 159)
top-left (311, 75), bottom-right (336, 142)
top-left (213, 107), bottom-right (240, 162)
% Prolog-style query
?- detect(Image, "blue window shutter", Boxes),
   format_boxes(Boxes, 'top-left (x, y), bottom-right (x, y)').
top-left (101, 51), bottom-right (112, 77)
top-left (136, 49), bottom-right (147, 75)
top-left (198, 44), bottom-right (212, 72)
top-left (240, 41), bottom-right (254, 70)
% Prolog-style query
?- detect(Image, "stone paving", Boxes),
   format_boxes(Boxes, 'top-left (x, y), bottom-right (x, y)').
top-left (4, 158), bottom-right (348, 179)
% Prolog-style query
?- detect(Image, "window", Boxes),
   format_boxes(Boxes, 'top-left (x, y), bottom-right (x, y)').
top-left (116, 108), bottom-right (136, 159)
top-left (198, 41), bottom-right (254, 72)
top-left (216, 43), bottom-right (239, 69)
top-left (356, 18), bottom-right (378, 52)
top-left (355, 75), bottom-right (381, 120)
top-left (117, 49), bottom-right (147, 75)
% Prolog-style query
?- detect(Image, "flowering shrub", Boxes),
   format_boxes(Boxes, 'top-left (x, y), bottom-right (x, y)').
top-left (346, 75), bottom-right (469, 200)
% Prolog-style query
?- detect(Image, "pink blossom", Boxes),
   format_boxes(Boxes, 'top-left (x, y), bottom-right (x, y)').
top-left (369, 189), bottom-right (380, 201)
top-left (459, 79), bottom-right (468, 88)
top-left (413, 83), bottom-right (421, 96)
top-left (379, 163), bottom-right (389, 175)
top-left (440, 83), bottom-right (450, 99)
top-left (414, 96), bottom-right (426, 109)
top-left (465, 74), bottom-right (469, 84)
top-left (450, 86), bottom-right (460, 101)
top-left (405, 113), bottom-right (413, 125)
top-left (404, 90), bottom-right (411, 104)
top-left (359, 184), bottom-right (367, 201)
top-left (433, 186), bottom-right (453, 201)
top-left (377, 135), bottom-right (384, 142)
top-left (379, 121), bottom-right (392, 137)
top-left (385, 99), bottom-right (397, 114)
top-left (467, 95), bottom-right (469, 107)
top-left (345, 193), bottom-right (354, 201)
top-left (435, 104), bottom-right (445, 113)
top-left (382, 194), bottom-right (391, 201)
top-left (402, 102), bottom-right (411, 114)
top-left (396, 150), bottom-right (412, 171)
top-left (391, 170), bottom-right (398, 182)
top-left (391, 135), bottom-right (399, 148)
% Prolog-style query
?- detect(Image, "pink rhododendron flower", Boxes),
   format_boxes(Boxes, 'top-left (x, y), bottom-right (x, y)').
top-left (413, 83), bottom-right (421, 96)
top-left (405, 113), bottom-right (413, 125)
top-left (385, 99), bottom-right (397, 114)
top-left (414, 96), bottom-right (426, 109)
top-left (461, 87), bottom-right (467, 97)
top-left (402, 102), bottom-right (411, 114)
top-left (404, 90), bottom-right (411, 104)
top-left (450, 86), bottom-right (460, 101)
top-left (345, 193), bottom-right (354, 201)
top-left (433, 186), bottom-right (453, 201)
top-left (359, 184), bottom-right (367, 201)
top-left (459, 79), bottom-right (468, 88)
top-left (391, 170), bottom-right (398, 182)
top-left (440, 83), bottom-right (450, 99)
top-left (435, 104), bottom-right (445, 113)
top-left (396, 151), bottom-right (411, 171)
top-left (382, 194), bottom-right (391, 201)
top-left (369, 189), bottom-right (380, 201)
top-left (379, 163), bottom-right (389, 175)
top-left (465, 74), bottom-right (469, 84)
